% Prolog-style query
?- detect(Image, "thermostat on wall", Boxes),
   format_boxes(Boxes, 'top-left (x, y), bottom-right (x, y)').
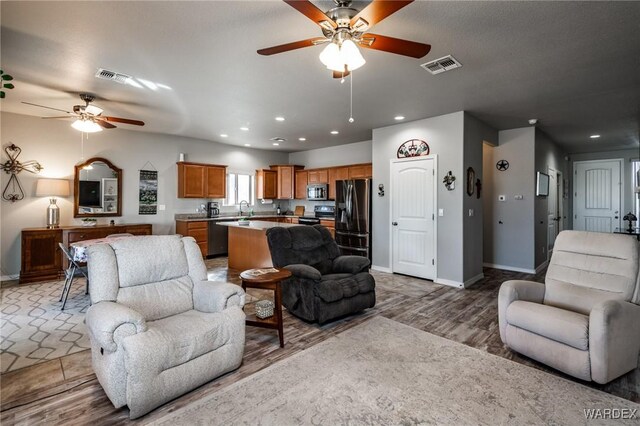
top-left (498, 195), bottom-right (506, 202)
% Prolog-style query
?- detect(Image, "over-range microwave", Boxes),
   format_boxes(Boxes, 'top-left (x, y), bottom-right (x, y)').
top-left (307, 184), bottom-right (328, 201)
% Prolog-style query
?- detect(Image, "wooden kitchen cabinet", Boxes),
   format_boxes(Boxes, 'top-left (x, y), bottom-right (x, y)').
top-left (270, 165), bottom-right (304, 200)
top-left (308, 169), bottom-right (328, 184)
top-left (328, 166), bottom-right (349, 200)
top-left (320, 219), bottom-right (335, 239)
top-left (256, 169), bottom-right (278, 199)
top-left (20, 224), bottom-right (152, 284)
top-left (348, 163), bottom-right (372, 179)
top-left (206, 166), bottom-right (227, 198)
top-left (176, 220), bottom-right (208, 257)
top-left (295, 170), bottom-right (308, 199)
top-left (177, 162), bottom-right (227, 199)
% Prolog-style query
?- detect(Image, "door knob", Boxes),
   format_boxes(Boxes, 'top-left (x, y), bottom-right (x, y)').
top-left (392, 222), bottom-right (398, 226)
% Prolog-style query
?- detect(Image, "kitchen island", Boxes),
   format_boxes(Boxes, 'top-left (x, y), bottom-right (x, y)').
top-left (217, 220), bottom-right (300, 271)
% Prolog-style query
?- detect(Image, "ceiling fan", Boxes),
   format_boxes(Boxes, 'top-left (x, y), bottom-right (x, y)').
top-left (22, 93), bottom-right (145, 133)
top-left (257, 0), bottom-right (431, 78)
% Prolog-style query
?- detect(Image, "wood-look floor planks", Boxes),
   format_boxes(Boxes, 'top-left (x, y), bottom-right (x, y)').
top-left (0, 260), bottom-right (637, 425)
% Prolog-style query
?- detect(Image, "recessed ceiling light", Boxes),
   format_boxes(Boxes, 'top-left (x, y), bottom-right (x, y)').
top-left (220, 134), bottom-right (228, 138)
top-left (240, 127), bottom-right (249, 131)
top-left (330, 130), bottom-right (339, 135)
top-left (272, 142), bottom-right (280, 146)
top-left (298, 137), bottom-right (306, 141)
top-left (275, 116), bottom-right (285, 122)
top-left (394, 115), bottom-right (405, 121)
top-left (590, 134), bottom-right (601, 139)
top-left (244, 143), bottom-right (251, 147)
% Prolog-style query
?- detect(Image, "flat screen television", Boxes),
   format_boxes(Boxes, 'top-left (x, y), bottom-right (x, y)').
top-left (79, 180), bottom-right (101, 207)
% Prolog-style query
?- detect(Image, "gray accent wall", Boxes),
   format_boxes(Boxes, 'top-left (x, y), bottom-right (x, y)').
top-left (534, 129), bottom-right (568, 268)
top-left (0, 112), bottom-right (289, 278)
top-left (463, 114), bottom-right (498, 282)
top-left (288, 140), bottom-right (372, 168)
top-left (372, 111), bottom-right (465, 284)
top-left (483, 128), bottom-right (536, 271)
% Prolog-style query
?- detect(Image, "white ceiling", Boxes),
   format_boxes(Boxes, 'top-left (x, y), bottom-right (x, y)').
top-left (1, 1), bottom-right (639, 153)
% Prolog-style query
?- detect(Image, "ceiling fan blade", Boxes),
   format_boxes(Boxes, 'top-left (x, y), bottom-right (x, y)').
top-left (258, 37), bottom-right (328, 56)
top-left (350, 0), bottom-right (413, 30)
top-left (102, 116), bottom-right (145, 126)
top-left (41, 116), bottom-right (76, 120)
top-left (359, 33), bottom-right (431, 58)
top-left (283, 0), bottom-right (336, 29)
top-left (21, 101), bottom-right (72, 114)
top-left (96, 119), bottom-right (117, 129)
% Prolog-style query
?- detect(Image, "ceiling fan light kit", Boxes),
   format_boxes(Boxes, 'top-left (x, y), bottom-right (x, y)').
top-left (71, 118), bottom-right (102, 133)
top-left (319, 34), bottom-right (366, 72)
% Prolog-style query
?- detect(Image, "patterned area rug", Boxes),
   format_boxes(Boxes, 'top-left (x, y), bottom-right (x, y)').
top-left (1, 279), bottom-right (90, 373)
top-left (155, 317), bottom-right (640, 425)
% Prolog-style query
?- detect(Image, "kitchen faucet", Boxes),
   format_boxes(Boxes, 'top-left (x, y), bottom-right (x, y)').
top-left (239, 200), bottom-right (250, 216)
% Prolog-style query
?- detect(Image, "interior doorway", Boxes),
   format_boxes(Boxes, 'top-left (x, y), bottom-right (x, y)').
top-left (390, 156), bottom-right (437, 280)
top-left (547, 168), bottom-right (563, 261)
top-left (573, 159), bottom-right (622, 232)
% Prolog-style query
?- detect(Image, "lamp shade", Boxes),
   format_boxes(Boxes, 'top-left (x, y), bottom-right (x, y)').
top-left (36, 178), bottom-right (70, 197)
top-left (71, 119), bottom-right (102, 133)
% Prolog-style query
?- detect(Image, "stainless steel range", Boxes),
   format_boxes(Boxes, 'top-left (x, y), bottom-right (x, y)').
top-left (298, 205), bottom-right (335, 225)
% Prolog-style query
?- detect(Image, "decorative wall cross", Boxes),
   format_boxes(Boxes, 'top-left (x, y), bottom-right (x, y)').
top-left (1, 144), bottom-right (43, 202)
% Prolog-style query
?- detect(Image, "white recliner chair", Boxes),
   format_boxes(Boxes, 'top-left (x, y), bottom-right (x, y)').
top-left (499, 230), bottom-right (640, 383)
top-left (85, 235), bottom-right (245, 418)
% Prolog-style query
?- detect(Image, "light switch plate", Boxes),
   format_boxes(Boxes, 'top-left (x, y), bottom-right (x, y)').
top-left (158, 204), bottom-right (166, 211)
top-left (468, 209), bottom-right (474, 217)
top-left (514, 194), bottom-right (524, 200)
top-left (498, 195), bottom-right (506, 202)
top-left (438, 208), bottom-right (444, 217)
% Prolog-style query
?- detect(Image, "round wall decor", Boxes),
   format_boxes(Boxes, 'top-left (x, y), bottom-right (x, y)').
top-left (397, 139), bottom-right (430, 158)
top-left (496, 159), bottom-right (509, 171)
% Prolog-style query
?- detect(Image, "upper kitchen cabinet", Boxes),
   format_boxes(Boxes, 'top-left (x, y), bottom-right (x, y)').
top-left (348, 163), bottom-right (373, 179)
top-left (177, 162), bottom-right (227, 198)
top-left (256, 169), bottom-right (277, 199)
top-left (270, 165), bottom-right (304, 199)
top-left (307, 169), bottom-right (328, 184)
top-left (329, 166), bottom-right (349, 200)
top-left (295, 170), bottom-right (308, 199)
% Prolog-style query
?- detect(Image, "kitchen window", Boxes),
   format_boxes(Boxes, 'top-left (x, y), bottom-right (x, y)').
top-left (225, 173), bottom-right (255, 206)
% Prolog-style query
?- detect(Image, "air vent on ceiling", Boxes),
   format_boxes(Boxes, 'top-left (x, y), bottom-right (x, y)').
top-left (270, 137), bottom-right (287, 142)
top-left (420, 55), bottom-right (462, 75)
top-left (95, 68), bottom-right (133, 84)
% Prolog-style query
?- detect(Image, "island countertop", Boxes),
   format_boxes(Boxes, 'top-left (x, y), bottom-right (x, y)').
top-left (217, 220), bottom-right (301, 231)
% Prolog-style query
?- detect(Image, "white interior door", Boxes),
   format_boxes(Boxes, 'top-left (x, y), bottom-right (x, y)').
top-left (547, 167), bottom-right (558, 259)
top-left (573, 160), bottom-right (622, 232)
top-left (391, 158), bottom-right (436, 280)
top-left (557, 171), bottom-right (565, 233)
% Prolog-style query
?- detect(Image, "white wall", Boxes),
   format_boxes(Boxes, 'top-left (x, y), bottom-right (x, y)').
top-left (372, 111), bottom-right (466, 284)
top-left (483, 128), bottom-right (536, 272)
top-left (0, 112), bottom-right (289, 277)
top-left (288, 140), bottom-right (372, 168)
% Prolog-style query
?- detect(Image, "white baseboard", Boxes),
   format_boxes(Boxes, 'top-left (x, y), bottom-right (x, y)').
top-left (463, 273), bottom-right (484, 288)
top-left (371, 265), bottom-right (392, 273)
top-left (535, 260), bottom-right (549, 274)
top-left (1, 274), bottom-right (19, 282)
top-left (483, 263), bottom-right (536, 274)
top-left (435, 278), bottom-right (464, 289)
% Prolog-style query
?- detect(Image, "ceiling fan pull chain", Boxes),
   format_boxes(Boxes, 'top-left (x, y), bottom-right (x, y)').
top-left (348, 70), bottom-right (354, 123)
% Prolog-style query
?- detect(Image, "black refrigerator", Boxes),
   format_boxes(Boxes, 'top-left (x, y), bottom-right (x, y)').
top-left (335, 179), bottom-right (371, 260)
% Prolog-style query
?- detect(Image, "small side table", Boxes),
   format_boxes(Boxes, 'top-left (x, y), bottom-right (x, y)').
top-left (240, 268), bottom-right (292, 348)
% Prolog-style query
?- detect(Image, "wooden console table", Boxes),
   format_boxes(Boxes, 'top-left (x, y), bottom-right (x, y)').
top-left (20, 223), bottom-right (152, 284)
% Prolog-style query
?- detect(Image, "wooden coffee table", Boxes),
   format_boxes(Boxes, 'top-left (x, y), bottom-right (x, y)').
top-left (240, 268), bottom-right (292, 348)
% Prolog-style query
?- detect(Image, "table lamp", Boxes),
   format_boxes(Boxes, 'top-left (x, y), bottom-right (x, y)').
top-left (36, 178), bottom-right (70, 228)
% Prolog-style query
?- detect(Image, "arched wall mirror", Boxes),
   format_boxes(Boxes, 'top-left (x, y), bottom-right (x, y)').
top-left (74, 157), bottom-right (122, 217)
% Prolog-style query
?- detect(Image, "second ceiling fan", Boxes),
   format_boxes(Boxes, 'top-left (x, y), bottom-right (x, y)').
top-left (258, 0), bottom-right (431, 78)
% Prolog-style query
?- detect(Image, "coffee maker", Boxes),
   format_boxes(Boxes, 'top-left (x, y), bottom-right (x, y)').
top-left (206, 201), bottom-right (220, 218)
